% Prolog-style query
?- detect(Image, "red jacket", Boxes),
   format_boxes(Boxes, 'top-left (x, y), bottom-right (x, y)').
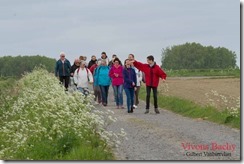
top-left (133, 60), bottom-right (167, 87)
top-left (89, 64), bottom-right (98, 75)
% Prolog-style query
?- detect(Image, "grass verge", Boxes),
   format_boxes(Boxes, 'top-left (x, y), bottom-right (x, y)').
top-left (139, 86), bottom-right (240, 129)
top-left (165, 68), bottom-right (240, 78)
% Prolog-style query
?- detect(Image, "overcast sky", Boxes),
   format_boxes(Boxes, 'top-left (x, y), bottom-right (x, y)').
top-left (0, 0), bottom-right (240, 67)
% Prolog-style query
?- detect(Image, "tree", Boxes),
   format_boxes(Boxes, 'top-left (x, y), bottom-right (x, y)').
top-left (161, 42), bottom-right (237, 69)
top-left (0, 55), bottom-right (56, 77)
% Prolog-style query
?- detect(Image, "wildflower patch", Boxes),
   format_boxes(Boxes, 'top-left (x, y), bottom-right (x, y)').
top-left (0, 68), bottom-right (126, 160)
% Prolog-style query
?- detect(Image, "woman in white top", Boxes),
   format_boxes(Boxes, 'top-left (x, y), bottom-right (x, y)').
top-left (134, 68), bottom-right (142, 108)
top-left (74, 60), bottom-right (93, 94)
top-left (128, 54), bottom-right (142, 109)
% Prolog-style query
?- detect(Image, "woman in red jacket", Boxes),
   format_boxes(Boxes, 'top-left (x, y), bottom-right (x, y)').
top-left (131, 55), bottom-right (167, 114)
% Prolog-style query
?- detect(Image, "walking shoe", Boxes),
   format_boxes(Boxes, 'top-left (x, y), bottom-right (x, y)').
top-left (133, 105), bottom-right (137, 109)
top-left (128, 111), bottom-right (131, 113)
top-left (144, 109), bottom-right (149, 114)
top-left (131, 107), bottom-right (134, 113)
top-left (155, 108), bottom-right (160, 114)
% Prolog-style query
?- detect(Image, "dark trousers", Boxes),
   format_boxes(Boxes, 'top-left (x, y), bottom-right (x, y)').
top-left (134, 86), bottom-right (141, 105)
top-left (146, 86), bottom-right (158, 109)
top-left (94, 85), bottom-right (102, 103)
top-left (59, 76), bottom-right (70, 89)
top-left (99, 85), bottom-right (110, 105)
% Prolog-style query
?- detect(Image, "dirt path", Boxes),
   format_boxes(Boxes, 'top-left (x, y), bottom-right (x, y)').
top-left (95, 88), bottom-right (240, 160)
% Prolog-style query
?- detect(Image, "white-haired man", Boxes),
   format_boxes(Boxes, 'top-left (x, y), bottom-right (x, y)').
top-left (55, 52), bottom-right (71, 91)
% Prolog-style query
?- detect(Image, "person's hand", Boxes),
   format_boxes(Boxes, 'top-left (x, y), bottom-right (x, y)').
top-left (162, 79), bottom-right (166, 83)
top-left (129, 59), bottom-right (135, 64)
top-left (132, 82), bottom-right (135, 86)
top-left (71, 73), bottom-right (74, 76)
top-left (134, 87), bottom-right (137, 91)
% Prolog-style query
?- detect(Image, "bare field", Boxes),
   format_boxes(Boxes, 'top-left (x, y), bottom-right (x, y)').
top-left (157, 77), bottom-right (240, 110)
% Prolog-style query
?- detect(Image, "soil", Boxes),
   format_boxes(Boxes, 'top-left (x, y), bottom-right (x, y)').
top-left (157, 77), bottom-right (240, 110)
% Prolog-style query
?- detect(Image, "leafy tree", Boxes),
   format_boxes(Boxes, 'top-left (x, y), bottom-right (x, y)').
top-left (0, 55), bottom-right (56, 77)
top-left (161, 42), bottom-right (237, 69)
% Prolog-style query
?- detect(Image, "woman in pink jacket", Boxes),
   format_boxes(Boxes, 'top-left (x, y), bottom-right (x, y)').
top-left (109, 58), bottom-right (124, 109)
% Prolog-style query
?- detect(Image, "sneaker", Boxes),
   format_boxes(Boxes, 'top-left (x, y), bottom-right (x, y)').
top-left (155, 108), bottom-right (160, 114)
top-left (133, 105), bottom-right (138, 109)
top-left (144, 109), bottom-right (149, 114)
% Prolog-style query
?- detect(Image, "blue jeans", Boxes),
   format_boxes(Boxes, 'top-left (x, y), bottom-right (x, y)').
top-left (99, 85), bottom-right (110, 105)
top-left (77, 87), bottom-right (84, 93)
top-left (112, 85), bottom-right (124, 106)
top-left (124, 88), bottom-right (134, 112)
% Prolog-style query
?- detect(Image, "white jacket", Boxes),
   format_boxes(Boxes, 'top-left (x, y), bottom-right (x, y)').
top-left (74, 67), bottom-right (93, 88)
top-left (134, 67), bottom-right (142, 86)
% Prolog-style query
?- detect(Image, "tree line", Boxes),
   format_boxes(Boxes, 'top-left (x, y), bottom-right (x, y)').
top-left (0, 55), bottom-right (56, 77)
top-left (161, 42), bottom-right (238, 70)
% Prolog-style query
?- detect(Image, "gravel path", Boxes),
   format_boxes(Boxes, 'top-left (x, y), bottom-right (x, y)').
top-left (94, 89), bottom-right (240, 160)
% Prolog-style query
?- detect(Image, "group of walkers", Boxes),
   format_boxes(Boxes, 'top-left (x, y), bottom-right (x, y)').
top-left (55, 51), bottom-right (167, 114)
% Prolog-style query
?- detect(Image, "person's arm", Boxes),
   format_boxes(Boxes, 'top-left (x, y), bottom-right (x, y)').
top-left (55, 61), bottom-right (59, 77)
top-left (123, 69), bottom-right (133, 84)
top-left (157, 66), bottom-right (167, 80)
top-left (117, 66), bottom-right (123, 78)
top-left (109, 67), bottom-right (115, 78)
top-left (67, 60), bottom-right (71, 69)
top-left (87, 69), bottom-right (93, 83)
top-left (73, 69), bottom-right (78, 85)
top-left (133, 69), bottom-right (137, 87)
top-left (131, 60), bottom-right (147, 72)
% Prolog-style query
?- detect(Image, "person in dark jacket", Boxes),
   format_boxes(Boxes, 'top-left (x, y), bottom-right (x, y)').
top-left (131, 55), bottom-right (167, 114)
top-left (123, 59), bottom-right (137, 113)
top-left (70, 59), bottom-right (80, 77)
top-left (101, 52), bottom-right (109, 66)
top-left (55, 52), bottom-right (71, 91)
top-left (88, 55), bottom-right (97, 69)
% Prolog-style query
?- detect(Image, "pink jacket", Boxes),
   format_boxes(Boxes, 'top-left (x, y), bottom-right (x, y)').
top-left (109, 65), bottom-right (124, 86)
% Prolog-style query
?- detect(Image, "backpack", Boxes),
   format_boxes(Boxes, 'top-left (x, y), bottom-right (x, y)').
top-left (77, 67), bottom-right (90, 82)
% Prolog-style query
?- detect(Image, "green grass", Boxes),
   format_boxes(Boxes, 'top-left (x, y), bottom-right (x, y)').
top-left (165, 68), bottom-right (240, 78)
top-left (139, 87), bottom-right (240, 129)
top-left (12, 132), bottom-right (114, 160)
